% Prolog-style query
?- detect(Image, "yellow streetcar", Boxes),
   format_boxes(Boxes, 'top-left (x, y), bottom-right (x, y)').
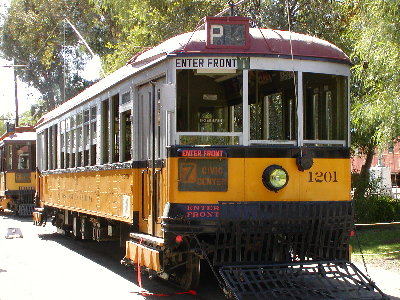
top-left (0, 126), bottom-right (36, 216)
top-left (34, 15), bottom-right (386, 299)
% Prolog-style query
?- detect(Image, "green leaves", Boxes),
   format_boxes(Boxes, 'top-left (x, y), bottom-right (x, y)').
top-left (1, 0), bottom-right (114, 114)
top-left (347, 0), bottom-right (400, 156)
top-left (94, 0), bottom-right (226, 73)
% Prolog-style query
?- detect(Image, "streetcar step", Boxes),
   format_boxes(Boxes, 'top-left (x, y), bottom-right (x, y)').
top-left (129, 232), bottom-right (164, 246)
top-left (219, 261), bottom-right (389, 300)
top-left (18, 204), bottom-right (34, 216)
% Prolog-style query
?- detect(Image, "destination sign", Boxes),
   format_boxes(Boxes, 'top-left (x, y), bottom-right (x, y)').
top-left (178, 148), bottom-right (227, 158)
top-left (178, 158), bottom-right (228, 192)
top-left (175, 57), bottom-right (238, 69)
top-left (15, 172), bottom-right (31, 183)
top-left (206, 16), bottom-right (250, 49)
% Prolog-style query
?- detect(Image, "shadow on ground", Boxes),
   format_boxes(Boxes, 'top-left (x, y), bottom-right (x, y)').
top-left (37, 231), bottom-right (224, 299)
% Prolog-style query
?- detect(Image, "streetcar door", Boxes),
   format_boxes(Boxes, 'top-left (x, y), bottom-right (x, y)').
top-left (137, 80), bottom-right (164, 236)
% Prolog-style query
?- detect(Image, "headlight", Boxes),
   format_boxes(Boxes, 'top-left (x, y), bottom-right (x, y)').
top-left (262, 165), bottom-right (289, 192)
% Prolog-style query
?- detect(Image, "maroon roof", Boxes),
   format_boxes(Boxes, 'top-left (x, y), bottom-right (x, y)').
top-left (0, 126), bottom-right (35, 143)
top-left (132, 28), bottom-right (350, 65)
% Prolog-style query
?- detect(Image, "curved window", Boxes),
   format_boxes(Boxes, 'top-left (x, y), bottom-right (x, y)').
top-left (303, 73), bottom-right (348, 144)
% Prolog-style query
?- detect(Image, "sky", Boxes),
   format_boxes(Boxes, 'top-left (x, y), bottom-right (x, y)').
top-left (0, 0), bottom-right (101, 119)
top-left (0, 0), bottom-right (38, 117)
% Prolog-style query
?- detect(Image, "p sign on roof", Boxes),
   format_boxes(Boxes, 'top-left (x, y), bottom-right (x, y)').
top-left (206, 16), bottom-right (250, 49)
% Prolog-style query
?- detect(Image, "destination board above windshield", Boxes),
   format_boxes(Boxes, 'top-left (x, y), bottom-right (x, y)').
top-left (206, 16), bottom-right (250, 49)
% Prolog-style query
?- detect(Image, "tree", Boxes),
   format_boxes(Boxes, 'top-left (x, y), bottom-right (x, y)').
top-left (92, 0), bottom-right (227, 73)
top-left (0, 0), bottom-right (115, 116)
top-left (243, 0), bottom-right (348, 51)
top-left (346, 0), bottom-right (400, 180)
top-left (93, 0), bottom-right (348, 73)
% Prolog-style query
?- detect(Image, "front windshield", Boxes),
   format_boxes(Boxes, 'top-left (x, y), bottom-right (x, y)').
top-left (175, 67), bottom-right (348, 146)
top-left (176, 69), bottom-right (243, 145)
top-left (248, 70), bottom-right (297, 142)
top-left (303, 73), bottom-right (348, 143)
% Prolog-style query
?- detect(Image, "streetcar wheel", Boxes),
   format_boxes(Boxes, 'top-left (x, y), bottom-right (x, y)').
top-left (168, 239), bottom-right (201, 290)
top-left (179, 252), bottom-right (200, 290)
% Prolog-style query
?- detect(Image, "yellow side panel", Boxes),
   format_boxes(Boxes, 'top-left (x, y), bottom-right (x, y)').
top-left (167, 157), bottom-right (351, 204)
top-left (244, 158), bottom-right (351, 202)
top-left (301, 158), bottom-right (351, 201)
top-left (42, 169), bottom-right (138, 223)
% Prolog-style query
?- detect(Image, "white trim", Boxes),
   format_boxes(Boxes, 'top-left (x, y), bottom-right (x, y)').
top-left (176, 132), bottom-right (243, 145)
top-left (303, 140), bottom-right (346, 146)
top-left (242, 70), bottom-right (249, 146)
top-left (297, 72), bottom-right (304, 147)
top-left (249, 140), bottom-right (297, 145)
top-left (347, 76), bottom-right (351, 147)
top-left (250, 57), bottom-right (350, 76)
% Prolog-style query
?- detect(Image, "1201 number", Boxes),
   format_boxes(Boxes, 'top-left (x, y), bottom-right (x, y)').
top-left (308, 171), bottom-right (338, 183)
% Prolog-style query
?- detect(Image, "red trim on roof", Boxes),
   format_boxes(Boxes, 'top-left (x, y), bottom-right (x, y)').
top-left (0, 126), bottom-right (35, 142)
top-left (133, 29), bottom-right (350, 64)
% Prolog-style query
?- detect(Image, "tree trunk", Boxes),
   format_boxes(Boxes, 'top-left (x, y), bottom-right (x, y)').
top-left (360, 148), bottom-right (375, 180)
top-left (354, 148), bottom-right (375, 200)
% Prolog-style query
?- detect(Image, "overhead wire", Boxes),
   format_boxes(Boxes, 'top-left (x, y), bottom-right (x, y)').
top-left (285, 0), bottom-right (299, 145)
top-left (29, 24), bottom-right (59, 67)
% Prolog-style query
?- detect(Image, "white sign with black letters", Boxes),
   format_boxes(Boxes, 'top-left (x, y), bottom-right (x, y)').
top-left (175, 57), bottom-right (238, 69)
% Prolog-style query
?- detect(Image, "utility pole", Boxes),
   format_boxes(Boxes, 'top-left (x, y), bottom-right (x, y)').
top-left (0, 63), bottom-right (27, 128)
top-left (14, 66), bottom-right (19, 127)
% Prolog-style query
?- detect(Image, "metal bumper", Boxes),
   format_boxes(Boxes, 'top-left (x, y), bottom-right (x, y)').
top-left (164, 201), bottom-right (354, 265)
top-left (219, 261), bottom-right (388, 300)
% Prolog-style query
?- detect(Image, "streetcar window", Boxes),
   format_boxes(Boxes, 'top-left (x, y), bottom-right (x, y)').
top-left (6, 144), bottom-right (12, 170)
top-left (303, 73), bottom-right (348, 142)
top-left (70, 129), bottom-right (75, 168)
top-left (91, 145), bottom-right (97, 166)
top-left (84, 123), bottom-right (89, 147)
top-left (50, 124), bottom-right (57, 169)
top-left (121, 110), bottom-right (132, 161)
top-left (71, 152), bottom-right (75, 168)
top-left (84, 109), bottom-right (90, 123)
top-left (60, 120), bottom-right (65, 169)
top-left (248, 70), bottom-right (297, 142)
top-left (176, 69), bottom-right (242, 145)
top-left (69, 116), bottom-right (76, 168)
top-left (90, 105), bottom-right (97, 166)
top-left (31, 143), bottom-right (36, 172)
top-left (83, 109), bottom-right (90, 151)
top-left (77, 151), bottom-right (82, 167)
top-left (121, 92), bottom-right (130, 104)
top-left (44, 128), bottom-right (49, 170)
top-left (0, 146), bottom-right (4, 172)
top-left (112, 94), bottom-right (119, 163)
top-left (77, 127), bottom-right (82, 167)
top-left (84, 150), bottom-right (89, 166)
top-left (48, 127), bottom-right (53, 170)
top-left (101, 99), bottom-right (109, 163)
top-left (16, 144), bottom-right (30, 170)
top-left (76, 112), bottom-right (83, 167)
